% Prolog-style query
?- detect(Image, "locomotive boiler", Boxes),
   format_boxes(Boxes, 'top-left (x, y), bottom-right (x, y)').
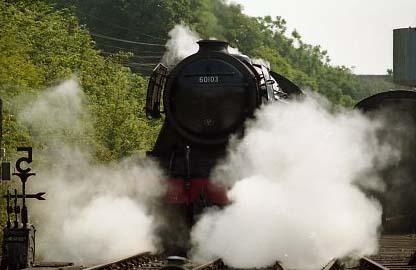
top-left (146, 40), bottom-right (301, 223)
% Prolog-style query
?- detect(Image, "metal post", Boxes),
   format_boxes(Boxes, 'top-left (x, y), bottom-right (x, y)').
top-left (0, 98), bottom-right (3, 153)
top-left (21, 180), bottom-right (27, 228)
top-left (6, 190), bottom-right (11, 228)
top-left (13, 189), bottom-right (18, 228)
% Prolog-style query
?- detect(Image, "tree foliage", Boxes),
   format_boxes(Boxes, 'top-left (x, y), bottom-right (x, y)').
top-left (0, 1), bottom-right (160, 162)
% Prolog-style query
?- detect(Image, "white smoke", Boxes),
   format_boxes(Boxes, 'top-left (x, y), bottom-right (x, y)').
top-left (162, 25), bottom-right (273, 71)
top-left (19, 80), bottom-right (85, 133)
top-left (227, 46), bottom-right (241, 55)
top-left (162, 24), bottom-right (200, 67)
top-left (191, 96), bottom-right (397, 269)
top-left (19, 79), bottom-right (164, 264)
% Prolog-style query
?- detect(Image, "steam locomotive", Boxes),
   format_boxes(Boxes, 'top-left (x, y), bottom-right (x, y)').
top-left (146, 40), bottom-right (302, 251)
top-left (146, 40), bottom-right (302, 218)
top-left (146, 40), bottom-right (416, 245)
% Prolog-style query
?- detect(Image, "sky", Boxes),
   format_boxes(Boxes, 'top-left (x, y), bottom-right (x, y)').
top-left (232, 0), bottom-right (416, 75)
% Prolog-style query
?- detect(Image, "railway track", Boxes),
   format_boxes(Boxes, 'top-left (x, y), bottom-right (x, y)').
top-left (83, 252), bottom-right (343, 270)
top-left (357, 235), bottom-right (416, 270)
top-left (83, 235), bottom-right (416, 270)
top-left (82, 251), bottom-right (301, 270)
top-left (84, 253), bottom-right (227, 270)
top-left (84, 252), bottom-right (164, 270)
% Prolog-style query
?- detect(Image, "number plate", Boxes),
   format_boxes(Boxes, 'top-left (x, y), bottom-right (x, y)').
top-left (199, 76), bottom-right (219, 83)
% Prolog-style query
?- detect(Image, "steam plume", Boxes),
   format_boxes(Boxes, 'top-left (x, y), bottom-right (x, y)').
top-left (162, 24), bottom-right (271, 70)
top-left (19, 79), bottom-right (164, 264)
top-left (162, 24), bottom-right (200, 67)
top-left (191, 96), bottom-right (397, 269)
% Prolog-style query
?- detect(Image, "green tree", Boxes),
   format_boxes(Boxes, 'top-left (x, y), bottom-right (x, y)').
top-left (0, 1), bottom-right (161, 162)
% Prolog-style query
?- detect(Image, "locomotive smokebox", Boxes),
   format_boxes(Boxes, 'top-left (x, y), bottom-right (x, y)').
top-left (197, 40), bottom-right (229, 53)
top-left (163, 40), bottom-right (258, 145)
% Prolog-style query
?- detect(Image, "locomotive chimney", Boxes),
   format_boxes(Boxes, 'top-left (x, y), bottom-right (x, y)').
top-left (197, 40), bottom-right (229, 53)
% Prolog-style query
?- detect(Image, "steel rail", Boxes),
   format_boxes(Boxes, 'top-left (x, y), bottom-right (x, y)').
top-left (359, 257), bottom-right (390, 270)
top-left (190, 258), bottom-right (290, 270)
top-left (322, 259), bottom-right (341, 270)
top-left (191, 259), bottom-right (225, 270)
top-left (85, 252), bottom-right (162, 270)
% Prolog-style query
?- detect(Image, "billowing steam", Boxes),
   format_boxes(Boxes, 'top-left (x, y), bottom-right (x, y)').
top-left (162, 24), bottom-right (200, 67)
top-left (227, 46), bottom-right (242, 55)
top-left (162, 24), bottom-right (270, 69)
top-left (19, 80), bottom-right (165, 264)
top-left (190, 96), bottom-right (398, 269)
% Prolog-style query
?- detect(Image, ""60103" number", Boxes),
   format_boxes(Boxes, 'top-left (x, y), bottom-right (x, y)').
top-left (199, 76), bottom-right (219, 83)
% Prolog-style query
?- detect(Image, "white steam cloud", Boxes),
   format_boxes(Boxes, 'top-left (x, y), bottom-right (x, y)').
top-left (19, 80), bottom-right (164, 264)
top-left (227, 46), bottom-right (242, 55)
top-left (162, 24), bottom-right (271, 70)
top-left (162, 24), bottom-right (200, 67)
top-left (191, 96), bottom-right (397, 269)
